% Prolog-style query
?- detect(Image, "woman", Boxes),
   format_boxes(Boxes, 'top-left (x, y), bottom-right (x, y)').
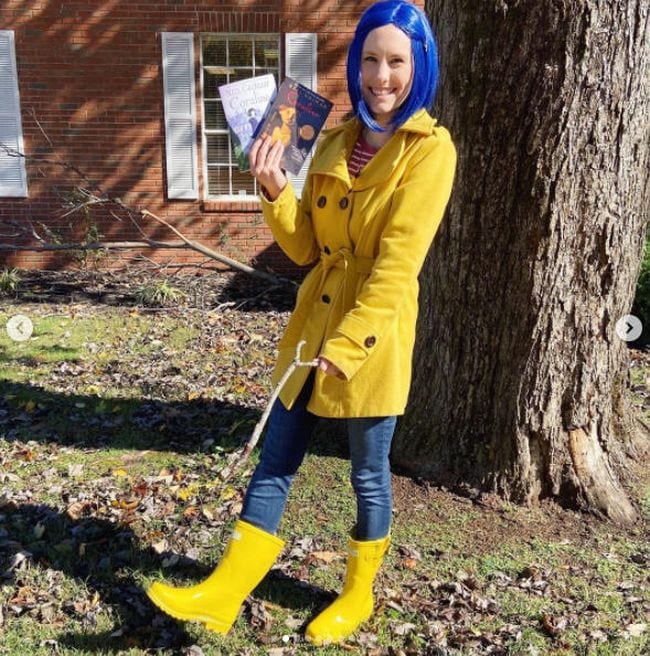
top-left (147, 0), bottom-right (456, 645)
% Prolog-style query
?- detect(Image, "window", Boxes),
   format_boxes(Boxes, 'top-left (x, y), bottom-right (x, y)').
top-left (200, 34), bottom-right (280, 199)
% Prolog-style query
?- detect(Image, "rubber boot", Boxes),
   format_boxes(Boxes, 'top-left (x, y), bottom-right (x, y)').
top-left (146, 519), bottom-right (284, 634)
top-left (305, 533), bottom-right (390, 645)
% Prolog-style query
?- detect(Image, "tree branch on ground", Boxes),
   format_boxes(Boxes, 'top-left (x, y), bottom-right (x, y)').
top-left (0, 122), bottom-right (290, 287)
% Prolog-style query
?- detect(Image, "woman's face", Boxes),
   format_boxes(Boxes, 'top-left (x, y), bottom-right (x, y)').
top-left (360, 24), bottom-right (413, 127)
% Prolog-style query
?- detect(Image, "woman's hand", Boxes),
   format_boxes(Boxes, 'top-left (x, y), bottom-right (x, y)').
top-left (318, 356), bottom-right (344, 378)
top-left (249, 135), bottom-right (288, 201)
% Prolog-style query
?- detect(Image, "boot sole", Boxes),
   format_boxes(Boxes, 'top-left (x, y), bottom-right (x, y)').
top-left (146, 587), bottom-right (233, 635)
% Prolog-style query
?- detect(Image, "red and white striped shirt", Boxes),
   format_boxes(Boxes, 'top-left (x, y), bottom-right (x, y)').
top-left (348, 133), bottom-right (379, 177)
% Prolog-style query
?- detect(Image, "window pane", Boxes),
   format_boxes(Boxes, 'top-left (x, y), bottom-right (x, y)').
top-left (207, 167), bottom-right (231, 196)
top-left (203, 37), bottom-right (226, 66)
top-left (204, 101), bottom-right (226, 131)
top-left (203, 70), bottom-right (228, 99)
top-left (232, 169), bottom-right (255, 196)
top-left (206, 134), bottom-right (230, 164)
top-left (229, 68), bottom-right (253, 84)
top-left (229, 39), bottom-right (253, 67)
top-left (255, 41), bottom-right (280, 69)
top-left (256, 69), bottom-right (278, 84)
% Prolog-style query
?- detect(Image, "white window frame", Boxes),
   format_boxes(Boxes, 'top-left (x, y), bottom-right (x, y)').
top-left (200, 33), bottom-right (281, 201)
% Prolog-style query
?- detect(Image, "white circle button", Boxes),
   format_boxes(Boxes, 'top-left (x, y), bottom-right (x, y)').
top-left (6, 314), bottom-right (34, 342)
top-left (615, 314), bottom-right (642, 342)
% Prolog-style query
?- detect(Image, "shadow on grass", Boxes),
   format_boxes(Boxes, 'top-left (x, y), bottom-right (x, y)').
top-left (1, 500), bottom-right (332, 652)
top-left (0, 379), bottom-right (262, 454)
top-left (0, 379), bottom-right (350, 458)
top-left (2, 501), bottom-right (196, 651)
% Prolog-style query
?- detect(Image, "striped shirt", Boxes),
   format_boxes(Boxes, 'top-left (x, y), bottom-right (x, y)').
top-left (348, 133), bottom-right (379, 177)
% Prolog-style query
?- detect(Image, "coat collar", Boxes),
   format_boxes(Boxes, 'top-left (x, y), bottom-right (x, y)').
top-left (309, 109), bottom-right (437, 190)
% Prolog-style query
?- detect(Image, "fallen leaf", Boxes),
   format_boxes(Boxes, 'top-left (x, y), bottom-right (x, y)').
top-left (284, 616), bottom-right (303, 630)
top-left (625, 622), bottom-right (646, 638)
top-left (67, 463), bottom-right (84, 478)
top-left (309, 550), bottom-right (341, 564)
top-left (183, 506), bottom-right (199, 519)
top-left (391, 621), bottom-right (417, 636)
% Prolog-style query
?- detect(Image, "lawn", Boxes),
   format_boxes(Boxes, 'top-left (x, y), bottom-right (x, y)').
top-left (0, 269), bottom-right (648, 655)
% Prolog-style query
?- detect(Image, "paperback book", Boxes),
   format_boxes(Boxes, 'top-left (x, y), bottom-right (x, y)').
top-left (218, 73), bottom-right (277, 171)
top-left (254, 76), bottom-right (333, 176)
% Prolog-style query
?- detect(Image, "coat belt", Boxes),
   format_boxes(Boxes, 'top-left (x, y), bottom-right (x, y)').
top-left (318, 248), bottom-right (375, 312)
top-left (320, 248), bottom-right (375, 276)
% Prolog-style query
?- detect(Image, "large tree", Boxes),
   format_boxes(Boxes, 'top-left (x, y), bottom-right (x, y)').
top-left (392, 0), bottom-right (649, 524)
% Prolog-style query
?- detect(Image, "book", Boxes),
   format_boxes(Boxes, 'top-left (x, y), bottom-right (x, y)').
top-left (218, 73), bottom-right (277, 171)
top-left (254, 77), bottom-right (333, 176)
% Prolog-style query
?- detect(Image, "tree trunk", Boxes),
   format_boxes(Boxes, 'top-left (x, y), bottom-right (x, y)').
top-left (392, 0), bottom-right (650, 524)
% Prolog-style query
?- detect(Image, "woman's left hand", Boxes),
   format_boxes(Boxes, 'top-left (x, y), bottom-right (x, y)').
top-left (318, 356), bottom-right (344, 378)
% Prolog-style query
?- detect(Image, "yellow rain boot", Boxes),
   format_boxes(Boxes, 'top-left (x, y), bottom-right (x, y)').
top-left (146, 519), bottom-right (284, 634)
top-left (305, 533), bottom-right (390, 645)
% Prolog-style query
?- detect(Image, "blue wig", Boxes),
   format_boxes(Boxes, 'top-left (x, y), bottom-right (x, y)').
top-left (347, 0), bottom-right (439, 132)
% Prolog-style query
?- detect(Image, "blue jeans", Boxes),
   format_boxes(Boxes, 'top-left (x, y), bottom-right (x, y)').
top-left (241, 374), bottom-right (396, 540)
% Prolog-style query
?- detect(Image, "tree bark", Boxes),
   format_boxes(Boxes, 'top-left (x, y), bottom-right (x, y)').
top-left (392, 0), bottom-right (650, 524)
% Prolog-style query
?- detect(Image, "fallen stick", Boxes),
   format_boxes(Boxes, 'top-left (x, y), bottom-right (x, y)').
top-left (219, 340), bottom-right (318, 481)
top-left (141, 209), bottom-right (283, 286)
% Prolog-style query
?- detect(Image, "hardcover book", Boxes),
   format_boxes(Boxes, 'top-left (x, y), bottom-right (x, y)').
top-left (218, 73), bottom-right (277, 172)
top-left (254, 76), bottom-right (333, 176)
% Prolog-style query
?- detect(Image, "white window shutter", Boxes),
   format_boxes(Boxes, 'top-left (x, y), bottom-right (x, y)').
top-left (0, 30), bottom-right (28, 197)
top-left (285, 33), bottom-right (317, 199)
top-left (162, 32), bottom-right (199, 200)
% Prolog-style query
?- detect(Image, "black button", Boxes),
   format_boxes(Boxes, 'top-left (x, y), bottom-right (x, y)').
top-left (339, 196), bottom-right (349, 210)
top-left (364, 336), bottom-right (376, 348)
top-left (317, 195), bottom-right (327, 208)
top-left (322, 294), bottom-right (331, 304)
top-left (323, 246), bottom-right (331, 254)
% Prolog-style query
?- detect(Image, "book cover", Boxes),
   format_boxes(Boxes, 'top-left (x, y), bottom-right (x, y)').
top-left (255, 76), bottom-right (333, 176)
top-left (218, 73), bottom-right (277, 172)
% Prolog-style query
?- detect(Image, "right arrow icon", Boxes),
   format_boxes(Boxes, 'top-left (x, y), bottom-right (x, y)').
top-left (616, 314), bottom-right (642, 342)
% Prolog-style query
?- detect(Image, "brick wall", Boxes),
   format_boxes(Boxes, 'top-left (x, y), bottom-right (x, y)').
top-left (0, 0), bottom-right (425, 275)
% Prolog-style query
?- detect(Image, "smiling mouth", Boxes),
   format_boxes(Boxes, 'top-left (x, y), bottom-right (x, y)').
top-left (370, 88), bottom-right (395, 97)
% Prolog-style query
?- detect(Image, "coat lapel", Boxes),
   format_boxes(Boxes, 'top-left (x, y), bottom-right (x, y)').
top-left (308, 120), bottom-right (359, 190)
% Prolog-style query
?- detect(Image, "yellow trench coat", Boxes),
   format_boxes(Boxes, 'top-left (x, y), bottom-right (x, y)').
top-left (261, 108), bottom-right (457, 417)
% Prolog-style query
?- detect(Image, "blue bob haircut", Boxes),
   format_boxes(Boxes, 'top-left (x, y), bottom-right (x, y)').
top-left (347, 0), bottom-right (439, 132)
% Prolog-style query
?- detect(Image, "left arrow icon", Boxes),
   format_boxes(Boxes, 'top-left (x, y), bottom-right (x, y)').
top-left (6, 314), bottom-right (34, 342)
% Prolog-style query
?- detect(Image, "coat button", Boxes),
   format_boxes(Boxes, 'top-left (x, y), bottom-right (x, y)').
top-left (364, 336), bottom-right (376, 348)
top-left (339, 196), bottom-right (349, 210)
top-left (317, 195), bottom-right (327, 208)
top-left (323, 245), bottom-right (331, 254)
top-left (322, 294), bottom-right (330, 304)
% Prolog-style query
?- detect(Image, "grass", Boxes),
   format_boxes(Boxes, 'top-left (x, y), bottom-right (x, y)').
top-left (1, 298), bottom-right (649, 655)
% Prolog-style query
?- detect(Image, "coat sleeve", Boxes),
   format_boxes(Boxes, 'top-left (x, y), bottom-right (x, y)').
top-left (319, 128), bottom-right (457, 381)
top-left (259, 159), bottom-right (320, 267)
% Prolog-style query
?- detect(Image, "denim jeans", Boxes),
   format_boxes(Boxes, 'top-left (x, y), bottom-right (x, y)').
top-left (241, 373), bottom-right (396, 540)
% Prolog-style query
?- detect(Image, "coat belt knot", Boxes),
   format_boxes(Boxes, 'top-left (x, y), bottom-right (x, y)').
top-left (320, 248), bottom-right (374, 275)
